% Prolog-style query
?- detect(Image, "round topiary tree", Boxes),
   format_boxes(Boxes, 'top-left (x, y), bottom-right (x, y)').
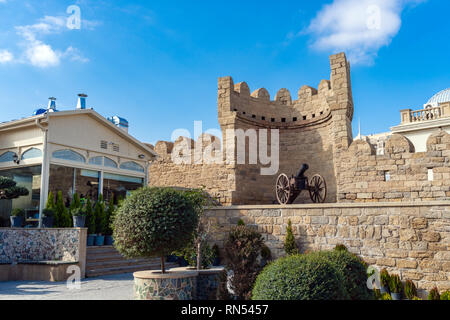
top-left (315, 250), bottom-right (374, 300)
top-left (252, 252), bottom-right (348, 300)
top-left (113, 187), bottom-right (198, 273)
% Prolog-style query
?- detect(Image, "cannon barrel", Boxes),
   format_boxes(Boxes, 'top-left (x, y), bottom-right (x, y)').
top-left (296, 164), bottom-right (309, 179)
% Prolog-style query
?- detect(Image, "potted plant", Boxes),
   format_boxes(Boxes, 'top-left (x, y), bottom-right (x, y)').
top-left (104, 196), bottom-right (115, 246)
top-left (113, 187), bottom-right (198, 300)
top-left (389, 274), bottom-right (402, 300)
top-left (71, 207), bottom-right (86, 228)
top-left (404, 280), bottom-right (417, 300)
top-left (42, 208), bottom-right (54, 228)
top-left (379, 268), bottom-right (390, 294)
top-left (94, 195), bottom-right (106, 246)
top-left (212, 244), bottom-right (221, 266)
top-left (260, 244), bottom-right (272, 267)
top-left (10, 208), bottom-right (25, 228)
top-left (85, 198), bottom-right (96, 246)
top-left (428, 287), bottom-right (440, 300)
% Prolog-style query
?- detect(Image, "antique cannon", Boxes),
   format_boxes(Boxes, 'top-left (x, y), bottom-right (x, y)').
top-left (275, 164), bottom-right (327, 205)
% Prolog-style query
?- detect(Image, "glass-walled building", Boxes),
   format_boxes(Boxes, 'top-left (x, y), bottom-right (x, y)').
top-left (0, 100), bottom-right (156, 227)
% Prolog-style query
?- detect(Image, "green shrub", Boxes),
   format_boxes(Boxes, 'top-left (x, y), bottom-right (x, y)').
top-left (284, 220), bottom-right (299, 255)
top-left (380, 268), bottom-right (390, 289)
top-left (428, 287), bottom-right (440, 300)
top-left (237, 219), bottom-right (245, 226)
top-left (55, 191), bottom-right (71, 227)
top-left (174, 240), bottom-right (215, 269)
top-left (404, 280), bottom-right (417, 300)
top-left (412, 296), bottom-right (422, 300)
top-left (316, 250), bottom-right (373, 300)
top-left (381, 293), bottom-right (392, 300)
top-left (224, 225), bottom-right (264, 300)
top-left (46, 192), bottom-right (55, 210)
top-left (85, 198), bottom-right (96, 234)
top-left (42, 208), bottom-right (54, 218)
top-left (440, 290), bottom-right (450, 300)
top-left (94, 194), bottom-right (107, 234)
top-left (261, 244), bottom-right (272, 261)
top-left (334, 244), bottom-right (348, 252)
top-left (389, 274), bottom-right (402, 294)
top-left (113, 187), bottom-right (198, 273)
top-left (11, 208), bottom-right (25, 217)
top-left (104, 195), bottom-right (115, 236)
top-left (252, 252), bottom-right (348, 300)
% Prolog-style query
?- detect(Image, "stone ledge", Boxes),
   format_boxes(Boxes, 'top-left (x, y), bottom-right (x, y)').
top-left (134, 270), bottom-right (199, 279)
top-left (207, 201), bottom-right (450, 210)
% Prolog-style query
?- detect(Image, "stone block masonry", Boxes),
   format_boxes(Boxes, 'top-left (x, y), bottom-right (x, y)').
top-left (205, 202), bottom-right (450, 292)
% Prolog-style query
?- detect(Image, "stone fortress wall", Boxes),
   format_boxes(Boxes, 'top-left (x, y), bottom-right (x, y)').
top-left (338, 131), bottom-right (450, 202)
top-left (149, 53), bottom-right (354, 205)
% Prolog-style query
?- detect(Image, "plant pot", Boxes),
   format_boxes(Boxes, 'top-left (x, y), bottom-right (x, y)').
top-left (212, 257), bottom-right (221, 266)
top-left (104, 235), bottom-right (114, 246)
top-left (178, 257), bottom-right (189, 267)
top-left (42, 217), bottom-right (54, 228)
top-left (95, 235), bottom-right (105, 246)
top-left (10, 216), bottom-right (23, 228)
top-left (134, 270), bottom-right (198, 300)
top-left (72, 216), bottom-right (86, 228)
top-left (380, 286), bottom-right (389, 295)
top-left (391, 292), bottom-right (402, 300)
top-left (87, 234), bottom-right (96, 246)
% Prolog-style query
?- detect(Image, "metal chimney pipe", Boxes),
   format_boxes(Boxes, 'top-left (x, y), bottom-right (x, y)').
top-left (47, 97), bottom-right (56, 112)
top-left (76, 93), bottom-right (88, 110)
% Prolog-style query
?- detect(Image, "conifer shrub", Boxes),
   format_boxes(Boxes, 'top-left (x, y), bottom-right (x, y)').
top-left (284, 220), bottom-right (299, 255)
top-left (224, 225), bottom-right (264, 300)
top-left (404, 280), bottom-right (417, 300)
top-left (252, 252), bottom-right (348, 300)
top-left (85, 198), bottom-right (96, 234)
top-left (428, 287), bottom-right (440, 300)
top-left (55, 191), bottom-right (71, 227)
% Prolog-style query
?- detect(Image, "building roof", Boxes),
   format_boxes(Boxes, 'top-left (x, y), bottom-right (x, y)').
top-left (427, 88), bottom-right (450, 105)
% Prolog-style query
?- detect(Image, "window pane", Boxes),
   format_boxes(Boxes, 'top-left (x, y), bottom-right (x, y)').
top-left (0, 165), bottom-right (41, 227)
top-left (120, 161), bottom-right (144, 172)
top-left (88, 156), bottom-right (103, 166)
top-left (52, 149), bottom-right (85, 163)
top-left (0, 151), bottom-right (15, 163)
top-left (21, 148), bottom-right (42, 160)
top-left (103, 174), bottom-right (143, 204)
top-left (104, 157), bottom-right (118, 168)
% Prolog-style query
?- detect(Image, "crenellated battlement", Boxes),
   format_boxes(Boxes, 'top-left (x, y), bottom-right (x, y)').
top-left (218, 52), bottom-right (353, 128)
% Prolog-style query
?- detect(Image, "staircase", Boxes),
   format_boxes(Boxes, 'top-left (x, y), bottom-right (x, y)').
top-left (86, 246), bottom-right (178, 278)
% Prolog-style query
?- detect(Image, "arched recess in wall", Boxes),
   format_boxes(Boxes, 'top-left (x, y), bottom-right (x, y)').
top-left (52, 149), bottom-right (86, 163)
top-left (120, 161), bottom-right (144, 172)
top-left (0, 151), bottom-right (15, 163)
top-left (104, 157), bottom-right (118, 168)
top-left (21, 148), bottom-right (42, 160)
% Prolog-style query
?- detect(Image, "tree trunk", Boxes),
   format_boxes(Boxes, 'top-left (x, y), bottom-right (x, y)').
top-left (197, 241), bottom-right (201, 270)
top-left (161, 256), bottom-right (166, 274)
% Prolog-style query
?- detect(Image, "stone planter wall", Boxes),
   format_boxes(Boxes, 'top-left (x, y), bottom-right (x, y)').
top-left (206, 202), bottom-right (450, 293)
top-left (134, 270), bottom-right (198, 300)
top-left (172, 266), bottom-right (225, 300)
top-left (0, 228), bottom-right (87, 281)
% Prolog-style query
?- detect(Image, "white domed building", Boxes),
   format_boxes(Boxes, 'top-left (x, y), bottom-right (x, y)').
top-left (390, 88), bottom-right (450, 152)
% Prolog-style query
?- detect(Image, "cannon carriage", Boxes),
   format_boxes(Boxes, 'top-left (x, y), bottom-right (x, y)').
top-left (275, 164), bottom-right (327, 205)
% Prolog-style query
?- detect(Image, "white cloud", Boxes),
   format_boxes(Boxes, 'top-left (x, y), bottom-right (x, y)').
top-left (14, 15), bottom-right (89, 68)
top-left (0, 50), bottom-right (13, 63)
top-left (305, 0), bottom-right (424, 65)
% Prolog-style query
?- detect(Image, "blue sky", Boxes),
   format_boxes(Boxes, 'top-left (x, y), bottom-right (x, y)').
top-left (0, 0), bottom-right (449, 145)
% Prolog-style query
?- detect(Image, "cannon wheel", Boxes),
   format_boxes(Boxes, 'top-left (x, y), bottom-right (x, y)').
top-left (276, 174), bottom-right (292, 205)
top-left (309, 174), bottom-right (327, 203)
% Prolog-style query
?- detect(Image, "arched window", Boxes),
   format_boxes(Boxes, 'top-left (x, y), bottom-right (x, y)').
top-left (120, 161), bottom-right (144, 172)
top-left (0, 151), bottom-right (15, 163)
top-left (21, 148), bottom-right (42, 160)
top-left (104, 157), bottom-right (118, 168)
top-left (88, 156), bottom-right (103, 166)
top-left (52, 149), bottom-right (85, 163)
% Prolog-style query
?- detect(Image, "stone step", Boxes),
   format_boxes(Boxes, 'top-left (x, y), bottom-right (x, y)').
top-left (86, 262), bottom-right (177, 278)
top-left (87, 258), bottom-right (160, 269)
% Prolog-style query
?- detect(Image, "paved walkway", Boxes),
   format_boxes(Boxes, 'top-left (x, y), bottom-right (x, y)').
top-left (0, 273), bottom-right (134, 300)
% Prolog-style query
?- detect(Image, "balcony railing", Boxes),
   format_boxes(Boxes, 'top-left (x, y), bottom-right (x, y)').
top-left (400, 103), bottom-right (450, 124)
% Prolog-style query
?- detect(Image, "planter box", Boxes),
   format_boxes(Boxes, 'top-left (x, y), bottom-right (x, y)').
top-left (172, 266), bottom-right (225, 300)
top-left (134, 270), bottom-right (198, 300)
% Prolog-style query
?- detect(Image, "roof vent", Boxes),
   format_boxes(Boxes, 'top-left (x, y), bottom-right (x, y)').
top-left (108, 116), bottom-right (129, 133)
top-left (47, 97), bottom-right (57, 112)
top-left (77, 93), bottom-right (88, 110)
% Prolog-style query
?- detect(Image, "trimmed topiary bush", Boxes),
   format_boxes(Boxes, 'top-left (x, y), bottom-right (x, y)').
top-left (316, 250), bottom-right (373, 300)
top-left (113, 187), bottom-right (198, 273)
top-left (252, 252), bottom-right (348, 300)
